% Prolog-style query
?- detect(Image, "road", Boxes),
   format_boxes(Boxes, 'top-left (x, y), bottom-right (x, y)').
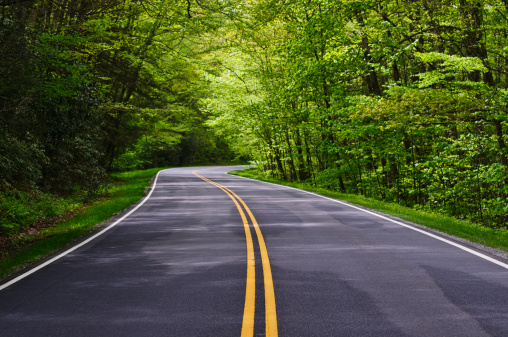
top-left (1, 166), bottom-right (508, 336)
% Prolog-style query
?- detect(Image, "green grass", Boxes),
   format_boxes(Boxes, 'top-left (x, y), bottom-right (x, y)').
top-left (231, 168), bottom-right (508, 254)
top-left (0, 167), bottom-right (164, 280)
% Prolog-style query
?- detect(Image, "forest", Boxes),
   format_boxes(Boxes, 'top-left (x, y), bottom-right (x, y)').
top-left (1, 0), bottom-right (507, 236)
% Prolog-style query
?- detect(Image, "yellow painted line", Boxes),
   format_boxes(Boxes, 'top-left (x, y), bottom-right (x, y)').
top-left (192, 168), bottom-right (278, 337)
top-left (219, 186), bottom-right (278, 337)
top-left (192, 169), bottom-right (255, 337)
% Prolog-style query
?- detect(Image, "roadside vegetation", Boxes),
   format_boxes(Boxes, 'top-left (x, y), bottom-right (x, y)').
top-left (0, 1), bottom-right (239, 279)
top-left (0, 168), bottom-right (161, 280)
top-left (203, 1), bottom-right (508, 231)
top-left (0, 1), bottom-right (239, 237)
top-left (232, 168), bottom-right (508, 254)
top-left (1, 1), bottom-right (507, 277)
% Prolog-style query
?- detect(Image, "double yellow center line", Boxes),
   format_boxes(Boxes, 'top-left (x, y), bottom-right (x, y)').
top-left (192, 169), bottom-right (278, 337)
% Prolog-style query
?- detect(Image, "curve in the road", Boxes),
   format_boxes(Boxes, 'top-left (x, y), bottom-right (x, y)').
top-left (2, 166), bottom-right (508, 337)
top-left (192, 168), bottom-right (256, 336)
top-left (193, 168), bottom-right (278, 337)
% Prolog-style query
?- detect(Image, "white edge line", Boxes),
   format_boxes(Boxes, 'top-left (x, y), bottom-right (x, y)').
top-left (0, 170), bottom-right (164, 291)
top-left (226, 171), bottom-right (508, 271)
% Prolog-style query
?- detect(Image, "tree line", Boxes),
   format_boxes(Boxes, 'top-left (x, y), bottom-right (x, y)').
top-left (2, 0), bottom-right (507, 230)
top-left (204, 0), bottom-right (508, 228)
top-left (0, 0), bottom-right (236, 198)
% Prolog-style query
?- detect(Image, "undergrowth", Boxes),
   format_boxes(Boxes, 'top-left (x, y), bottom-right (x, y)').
top-left (0, 167), bottom-right (163, 280)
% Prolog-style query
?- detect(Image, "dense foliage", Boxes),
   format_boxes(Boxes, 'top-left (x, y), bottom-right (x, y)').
top-left (0, 0), bottom-right (237, 234)
top-left (1, 0), bottom-right (507, 234)
top-left (203, 0), bottom-right (508, 228)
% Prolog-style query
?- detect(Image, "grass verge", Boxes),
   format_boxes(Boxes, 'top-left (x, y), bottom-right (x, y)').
top-left (0, 167), bottom-right (164, 281)
top-left (231, 168), bottom-right (508, 254)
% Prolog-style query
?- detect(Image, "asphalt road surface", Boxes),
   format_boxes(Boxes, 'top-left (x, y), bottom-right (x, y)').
top-left (1, 166), bottom-right (508, 336)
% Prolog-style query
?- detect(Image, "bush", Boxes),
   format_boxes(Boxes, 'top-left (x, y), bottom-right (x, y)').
top-left (0, 189), bottom-right (82, 236)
